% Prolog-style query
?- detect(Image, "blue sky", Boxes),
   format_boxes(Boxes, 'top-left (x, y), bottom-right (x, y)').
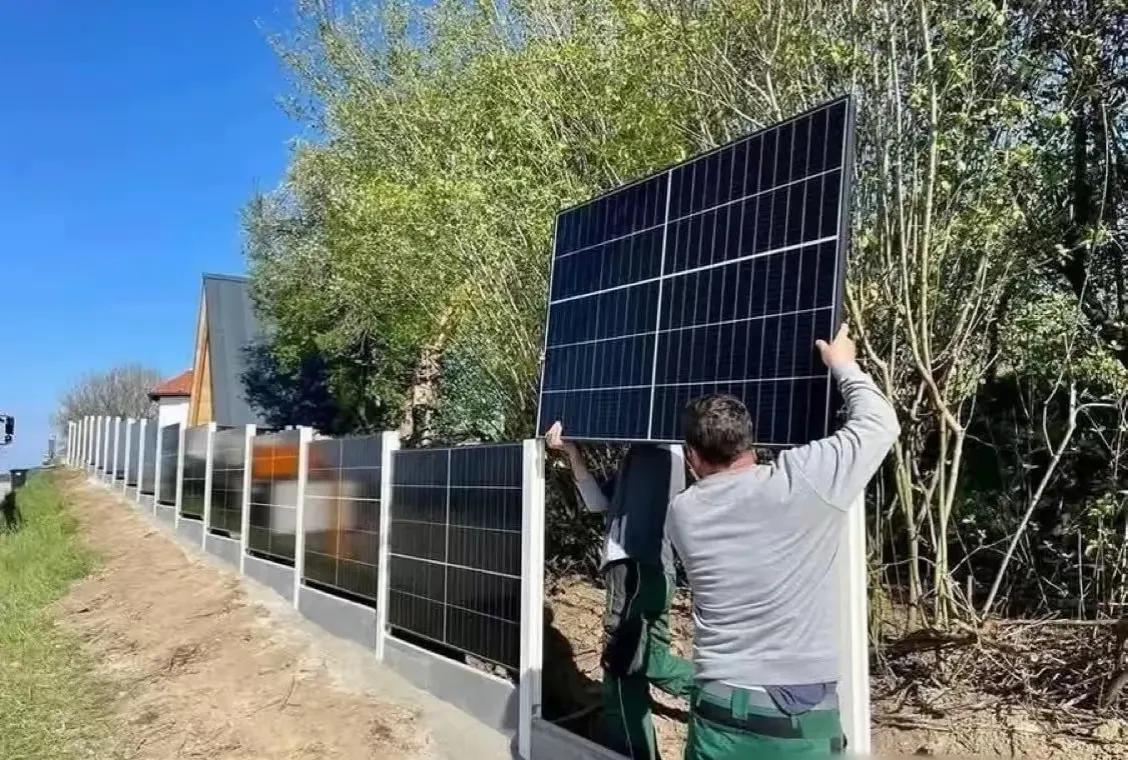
top-left (0, 2), bottom-right (302, 468)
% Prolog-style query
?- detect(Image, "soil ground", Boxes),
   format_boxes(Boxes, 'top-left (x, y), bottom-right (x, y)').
top-left (544, 576), bottom-right (1128, 759)
top-left (56, 471), bottom-right (509, 760)
top-left (55, 470), bottom-right (1128, 759)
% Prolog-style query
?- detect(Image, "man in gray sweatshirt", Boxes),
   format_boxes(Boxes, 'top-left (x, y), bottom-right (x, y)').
top-left (667, 324), bottom-right (899, 759)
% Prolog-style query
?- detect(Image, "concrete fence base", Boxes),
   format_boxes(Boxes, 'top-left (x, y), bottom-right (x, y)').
top-left (204, 532), bottom-right (240, 568)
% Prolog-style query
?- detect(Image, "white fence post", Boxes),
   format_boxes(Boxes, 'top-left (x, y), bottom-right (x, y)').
top-left (239, 424), bottom-right (257, 575)
top-left (122, 419), bottom-right (135, 492)
top-left (104, 416), bottom-right (111, 475)
top-left (110, 418), bottom-right (120, 483)
top-left (94, 416), bottom-right (102, 473)
top-left (103, 416), bottom-right (112, 480)
top-left (292, 426), bottom-right (314, 608)
top-left (154, 424), bottom-right (165, 509)
top-left (201, 422), bottom-right (218, 548)
top-left (374, 430), bottom-right (401, 662)
top-left (518, 438), bottom-right (546, 760)
top-left (838, 494), bottom-right (871, 755)
top-left (174, 424), bottom-right (186, 529)
top-left (84, 417), bottom-right (91, 471)
top-left (136, 419), bottom-right (147, 503)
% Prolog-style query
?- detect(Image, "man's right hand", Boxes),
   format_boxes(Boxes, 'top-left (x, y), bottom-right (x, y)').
top-left (546, 421), bottom-right (577, 454)
top-left (546, 420), bottom-right (584, 466)
top-left (816, 323), bottom-right (856, 370)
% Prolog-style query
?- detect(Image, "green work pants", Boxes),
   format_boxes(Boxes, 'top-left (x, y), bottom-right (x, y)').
top-left (686, 685), bottom-right (844, 759)
top-left (601, 560), bottom-right (694, 760)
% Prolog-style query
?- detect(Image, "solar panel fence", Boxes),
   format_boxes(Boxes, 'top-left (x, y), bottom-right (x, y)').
top-left (181, 425), bottom-right (209, 520)
top-left (388, 443), bottom-right (523, 670)
top-left (158, 423), bottom-right (181, 506)
top-left (248, 430), bottom-right (301, 564)
top-left (128, 421), bottom-right (144, 487)
top-left (209, 426), bottom-right (247, 536)
top-left (103, 418), bottom-right (113, 473)
top-left (114, 420), bottom-right (128, 480)
top-left (303, 435), bottom-right (383, 604)
top-left (141, 421), bottom-right (158, 494)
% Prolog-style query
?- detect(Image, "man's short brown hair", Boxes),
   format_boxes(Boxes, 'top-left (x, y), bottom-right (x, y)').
top-left (681, 394), bottom-right (755, 465)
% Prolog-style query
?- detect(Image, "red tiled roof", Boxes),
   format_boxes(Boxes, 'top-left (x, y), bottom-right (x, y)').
top-left (149, 369), bottom-right (193, 399)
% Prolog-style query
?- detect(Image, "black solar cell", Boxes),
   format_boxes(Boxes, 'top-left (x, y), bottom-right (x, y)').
top-left (247, 430), bottom-right (301, 564)
top-left (114, 419), bottom-right (128, 480)
top-left (158, 424), bottom-right (180, 506)
top-left (141, 421), bottom-right (158, 494)
top-left (538, 96), bottom-right (854, 444)
top-left (127, 421), bottom-right (143, 487)
top-left (208, 427), bottom-right (246, 536)
top-left (388, 444), bottom-right (523, 670)
top-left (180, 425), bottom-right (209, 520)
top-left (302, 435), bottom-right (383, 604)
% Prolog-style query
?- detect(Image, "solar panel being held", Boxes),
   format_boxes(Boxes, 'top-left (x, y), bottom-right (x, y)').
top-left (388, 444), bottom-right (523, 670)
top-left (538, 96), bottom-right (855, 445)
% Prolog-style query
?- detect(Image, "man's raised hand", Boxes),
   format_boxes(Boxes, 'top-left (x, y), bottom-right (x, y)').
top-left (815, 323), bottom-right (856, 370)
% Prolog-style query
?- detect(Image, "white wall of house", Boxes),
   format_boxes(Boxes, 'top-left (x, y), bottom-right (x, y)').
top-left (157, 397), bottom-right (189, 429)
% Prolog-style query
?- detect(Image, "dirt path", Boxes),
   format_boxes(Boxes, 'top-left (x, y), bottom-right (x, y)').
top-left (56, 472), bottom-right (509, 760)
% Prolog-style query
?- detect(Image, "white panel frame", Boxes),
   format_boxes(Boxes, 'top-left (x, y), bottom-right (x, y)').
top-left (153, 422), bottom-right (165, 507)
top-left (173, 424), bottom-right (186, 529)
top-left (518, 438), bottom-right (546, 759)
top-left (374, 430), bottom-right (401, 661)
top-left (122, 418), bottom-right (135, 492)
top-left (838, 494), bottom-right (871, 754)
top-left (103, 416), bottom-right (113, 480)
top-left (200, 422), bottom-right (218, 548)
top-left (292, 426), bottom-right (314, 607)
top-left (110, 417), bottom-right (121, 483)
top-left (238, 424), bottom-right (257, 575)
top-left (135, 419), bottom-right (148, 503)
top-left (93, 416), bottom-right (102, 473)
top-left (93, 415), bottom-right (99, 472)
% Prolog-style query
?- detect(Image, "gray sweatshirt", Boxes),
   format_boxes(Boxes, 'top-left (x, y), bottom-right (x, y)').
top-left (667, 362), bottom-right (899, 687)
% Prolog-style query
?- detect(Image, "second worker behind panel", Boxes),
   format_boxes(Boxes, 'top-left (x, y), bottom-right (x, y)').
top-left (546, 421), bottom-right (693, 760)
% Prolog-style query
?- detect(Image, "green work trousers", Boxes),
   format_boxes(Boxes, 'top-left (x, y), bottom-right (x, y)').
top-left (686, 686), bottom-right (844, 760)
top-left (601, 560), bottom-right (694, 760)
